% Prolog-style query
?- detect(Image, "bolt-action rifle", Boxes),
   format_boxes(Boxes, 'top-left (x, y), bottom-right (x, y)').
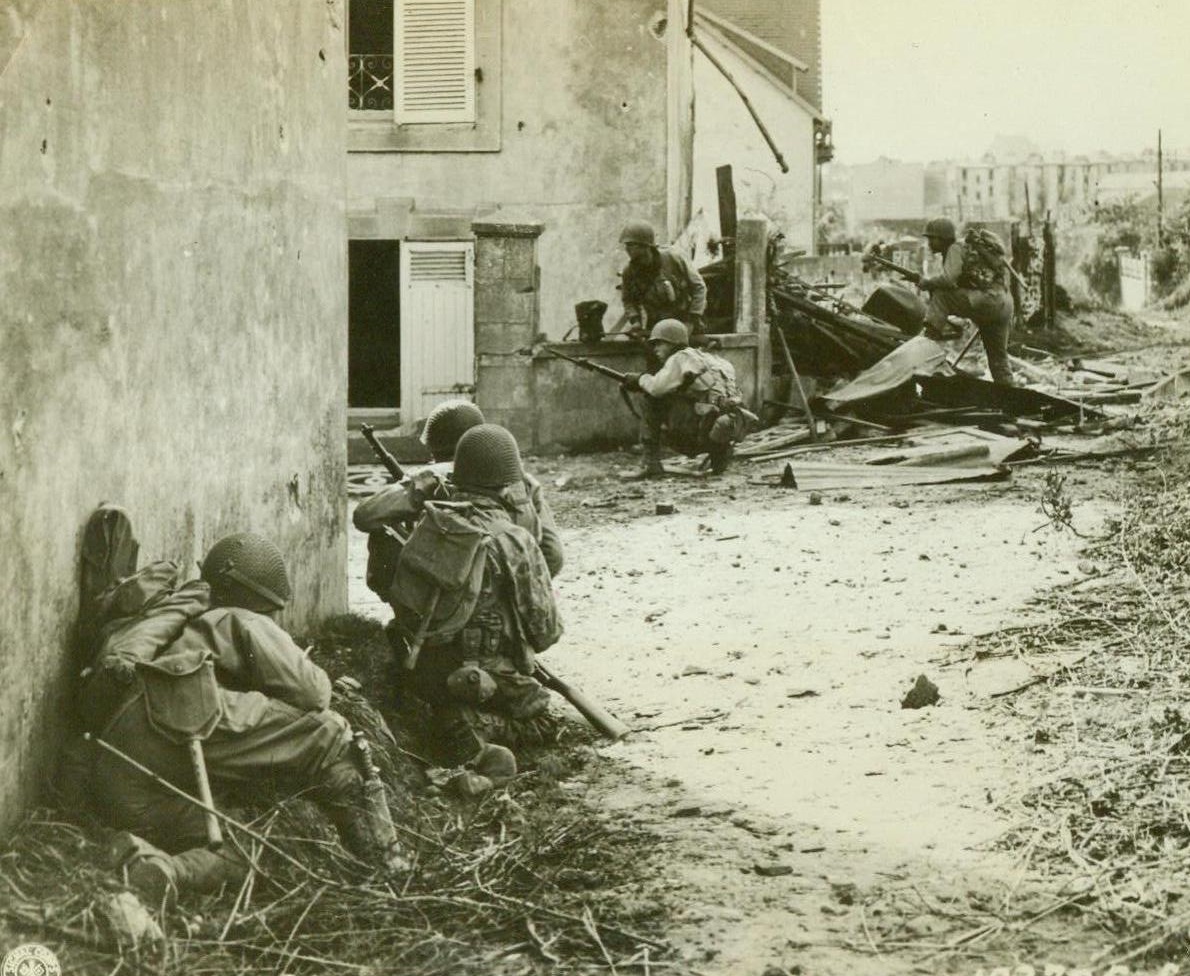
top-left (862, 246), bottom-right (922, 284)
top-left (521, 340), bottom-right (641, 419)
top-left (360, 423), bottom-right (406, 482)
top-left (357, 421), bottom-right (631, 741)
top-left (864, 242), bottom-right (1028, 290)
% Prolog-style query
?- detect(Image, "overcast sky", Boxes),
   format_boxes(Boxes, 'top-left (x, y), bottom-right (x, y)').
top-left (820, 0), bottom-right (1189, 165)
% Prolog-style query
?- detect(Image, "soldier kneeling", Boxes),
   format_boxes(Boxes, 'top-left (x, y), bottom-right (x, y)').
top-left (386, 425), bottom-right (564, 771)
top-left (621, 319), bottom-right (756, 478)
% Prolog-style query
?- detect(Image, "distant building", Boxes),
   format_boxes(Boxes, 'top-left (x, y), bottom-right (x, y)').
top-left (827, 151), bottom-right (1190, 232)
top-left (1094, 170), bottom-right (1190, 212)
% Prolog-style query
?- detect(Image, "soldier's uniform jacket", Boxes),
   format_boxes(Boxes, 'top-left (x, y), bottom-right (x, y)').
top-left (403, 490), bottom-right (562, 720)
top-left (91, 597), bottom-right (351, 849)
top-left (637, 346), bottom-right (740, 403)
top-left (621, 246), bottom-right (708, 327)
top-left (169, 606), bottom-right (332, 715)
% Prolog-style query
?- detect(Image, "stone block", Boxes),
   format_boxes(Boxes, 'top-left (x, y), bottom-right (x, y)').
top-left (502, 238), bottom-right (537, 281)
top-left (474, 287), bottom-right (536, 327)
top-left (474, 241), bottom-right (505, 285)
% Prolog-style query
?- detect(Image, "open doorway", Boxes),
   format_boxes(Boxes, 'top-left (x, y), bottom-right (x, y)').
top-left (348, 239), bottom-right (401, 409)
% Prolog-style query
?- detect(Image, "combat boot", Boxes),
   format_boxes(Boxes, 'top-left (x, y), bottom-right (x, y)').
top-left (114, 833), bottom-right (246, 908)
top-left (623, 445), bottom-right (665, 480)
top-left (707, 442), bottom-right (734, 475)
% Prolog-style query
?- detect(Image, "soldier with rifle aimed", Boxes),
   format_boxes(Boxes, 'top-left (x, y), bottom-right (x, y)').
top-left (354, 400), bottom-right (563, 597)
top-left (525, 325), bottom-right (755, 478)
top-left (864, 218), bottom-right (1016, 386)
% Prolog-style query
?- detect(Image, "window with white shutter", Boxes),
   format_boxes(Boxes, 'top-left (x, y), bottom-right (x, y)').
top-left (395, 0), bottom-right (476, 125)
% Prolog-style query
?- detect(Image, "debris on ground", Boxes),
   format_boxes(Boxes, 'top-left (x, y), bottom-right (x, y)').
top-left (900, 675), bottom-right (940, 709)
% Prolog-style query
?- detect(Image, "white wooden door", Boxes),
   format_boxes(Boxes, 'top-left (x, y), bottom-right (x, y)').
top-left (399, 240), bottom-right (475, 424)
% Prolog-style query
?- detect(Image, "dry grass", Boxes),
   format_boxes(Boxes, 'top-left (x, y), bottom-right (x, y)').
top-left (979, 444), bottom-right (1190, 967)
top-left (1, 616), bottom-right (665, 975)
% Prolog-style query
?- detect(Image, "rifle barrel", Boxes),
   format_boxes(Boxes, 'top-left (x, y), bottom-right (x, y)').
top-left (360, 424), bottom-right (406, 482)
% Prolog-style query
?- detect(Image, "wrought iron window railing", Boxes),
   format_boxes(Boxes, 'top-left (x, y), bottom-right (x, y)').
top-left (349, 54), bottom-right (394, 111)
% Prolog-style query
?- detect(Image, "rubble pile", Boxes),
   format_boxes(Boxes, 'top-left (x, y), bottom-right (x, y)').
top-left (718, 242), bottom-right (1190, 490)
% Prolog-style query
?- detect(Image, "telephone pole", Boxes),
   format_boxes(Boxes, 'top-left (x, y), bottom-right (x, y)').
top-left (1157, 128), bottom-right (1165, 248)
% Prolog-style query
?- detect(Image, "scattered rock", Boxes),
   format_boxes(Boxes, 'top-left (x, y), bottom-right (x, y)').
top-left (931, 622), bottom-right (949, 633)
top-left (671, 804), bottom-right (703, 818)
top-left (754, 863), bottom-right (794, 877)
top-left (785, 688), bottom-right (819, 699)
top-left (655, 501), bottom-right (676, 515)
top-left (681, 664), bottom-right (709, 677)
top-left (808, 492), bottom-right (823, 506)
top-left (100, 891), bottom-right (164, 951)
top-left (581, 498), bottom-right (617, 509)
top-left (828, 518), bottom-right (841, 526)
top-left (830, 881), bottom-right (858, 905)
top-left (1078, 559), bottom-right (1098, 575)
top-left (901, 674), bottom-right (940, 709)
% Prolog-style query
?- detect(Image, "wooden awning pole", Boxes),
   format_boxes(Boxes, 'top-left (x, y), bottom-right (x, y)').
top-left (688, 29), bottom-right (790, 174)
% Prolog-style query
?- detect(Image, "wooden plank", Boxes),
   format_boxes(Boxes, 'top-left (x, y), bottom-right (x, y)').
top-left (716, 164), bottom-right (737, 242)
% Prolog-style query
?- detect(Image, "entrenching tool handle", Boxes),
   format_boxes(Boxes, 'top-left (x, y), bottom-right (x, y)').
top-left (404, 587), bottom-right (442, 671)
top-left (189, 737), bottom-right (223, 850)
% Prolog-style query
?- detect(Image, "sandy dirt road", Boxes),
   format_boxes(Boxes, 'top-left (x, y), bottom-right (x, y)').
top-left (350, 463), bottom-right (1107, 974)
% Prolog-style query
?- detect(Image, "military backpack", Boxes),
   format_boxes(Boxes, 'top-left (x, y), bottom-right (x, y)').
top-left (960, 227), bottom-right (1009, 291)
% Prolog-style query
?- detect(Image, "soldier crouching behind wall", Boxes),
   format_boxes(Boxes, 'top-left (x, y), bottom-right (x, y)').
top-left (72, 516), bottom-right (407, 905)
top-left (381, 424), bottom-right (564, 777)
top-left (621, 318), bottom-right (756, 478)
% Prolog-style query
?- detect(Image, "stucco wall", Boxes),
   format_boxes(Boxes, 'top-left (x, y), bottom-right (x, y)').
top-left (691, 31), bottom-right (816, 251)
top-left (346, 0), bottom-right (670, 339)
top-left (0, 0), bottom-right (348, 834)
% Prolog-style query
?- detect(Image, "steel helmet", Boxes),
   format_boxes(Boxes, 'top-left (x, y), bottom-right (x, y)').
top-left (923, 217), bottom-right (957, 242)
top-left (453, 424), bottom-right (525, 490)
top-left (421, 399), bottom-right (485, 462)
top-left (201, 533), bottom-right (291, 612)
top-left (647, 318), bottom-right (689, 347)
top-left (619, 220), bottom-right (657, 247)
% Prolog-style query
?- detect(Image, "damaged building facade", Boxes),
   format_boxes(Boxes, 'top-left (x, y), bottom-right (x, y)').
top-left (344, 0), bottom-right (826, 447)
top-left (0, 2), bottom-right (350, 834)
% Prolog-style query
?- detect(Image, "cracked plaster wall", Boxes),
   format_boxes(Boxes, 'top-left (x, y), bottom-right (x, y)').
top-left (0, 0), bottom-right (349, 834)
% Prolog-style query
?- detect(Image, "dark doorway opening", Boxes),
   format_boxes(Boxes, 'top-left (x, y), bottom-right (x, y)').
top-left (348, 240), bottom-right (401, 408)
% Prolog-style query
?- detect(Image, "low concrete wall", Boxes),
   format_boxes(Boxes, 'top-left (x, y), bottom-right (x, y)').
top-left (0, 1), bottom-right (348, 835)
top-left (479, 335), bottom-right (761, 454)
